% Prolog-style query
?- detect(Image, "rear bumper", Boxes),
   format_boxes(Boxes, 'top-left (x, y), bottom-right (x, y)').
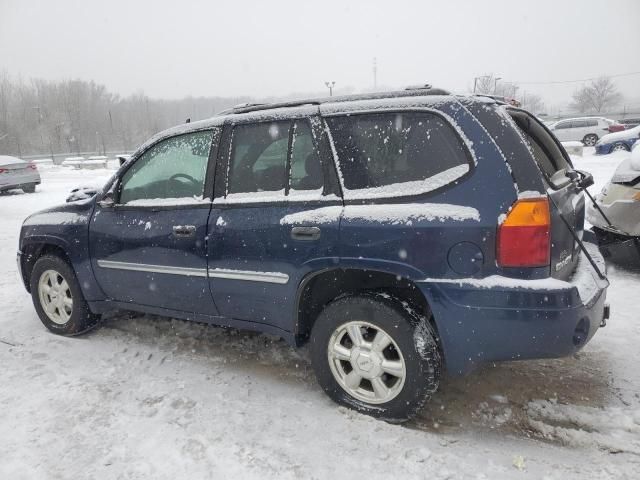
top-left (0, 173), bottom-right (41, 190)
top-left (419, 243), bottom-right (608, 375)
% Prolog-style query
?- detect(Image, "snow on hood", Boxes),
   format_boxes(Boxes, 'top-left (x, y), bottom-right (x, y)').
top-left (0, 155), bottom-right (25, 166)
top-left (598, 125), bottom-right (640, 144)
top-left (611, 151), bottom-right (640, 184)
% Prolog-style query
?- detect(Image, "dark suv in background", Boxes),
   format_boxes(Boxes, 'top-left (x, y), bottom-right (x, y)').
top-left (18, 87), bottom-right (609, 422)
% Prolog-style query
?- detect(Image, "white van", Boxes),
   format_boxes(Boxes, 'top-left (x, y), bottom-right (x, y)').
top-left (549, 117), bottom-right (623, 146)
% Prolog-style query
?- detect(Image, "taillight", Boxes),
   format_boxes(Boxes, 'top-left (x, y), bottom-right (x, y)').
top-left (0, 168), bottom-right (6, 174)
top-left (608, 124), bottom-right (625, 133)
top-left (497, 197), bottom-right (550, 267)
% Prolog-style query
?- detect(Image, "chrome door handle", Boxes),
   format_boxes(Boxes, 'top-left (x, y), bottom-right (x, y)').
top-left (172, 225), bottom-right (196, 237)
top-left (291, 226), bottom-right (321, 241)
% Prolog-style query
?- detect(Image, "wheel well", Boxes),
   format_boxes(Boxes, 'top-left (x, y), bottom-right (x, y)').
top-left (295, 269), bottom-right (439, 345)
top-left (20, 243), bottom-right (71, 292)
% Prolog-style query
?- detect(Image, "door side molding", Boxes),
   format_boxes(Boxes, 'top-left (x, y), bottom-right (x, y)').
top-left (97, 260), bottom-right (289, 284)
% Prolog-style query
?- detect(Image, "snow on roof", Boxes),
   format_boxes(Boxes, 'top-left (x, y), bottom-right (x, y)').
top-left (0, 155), bottom-right (24, 166)
top-left (598, 125), bottom-right (640, 144)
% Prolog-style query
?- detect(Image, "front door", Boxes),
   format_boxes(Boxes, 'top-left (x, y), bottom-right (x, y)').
top-left (207, 116), bottom-right (342, 332)
top-left (90, 129), bottom-right (220, 316)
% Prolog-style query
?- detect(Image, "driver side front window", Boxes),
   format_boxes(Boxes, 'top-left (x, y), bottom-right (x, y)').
top-left (119, 130), bottom-right (214, 205)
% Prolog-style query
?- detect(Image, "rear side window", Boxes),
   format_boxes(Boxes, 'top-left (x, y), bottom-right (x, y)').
top-left (326, 112), bottom-right (471, 196)
top-left (224, 118), bottom-right (327, 200)
top-left (508, 110), bottom-right (572, 186)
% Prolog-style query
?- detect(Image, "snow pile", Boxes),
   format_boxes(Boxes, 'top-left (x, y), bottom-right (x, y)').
top-left (280, 203), bottom-right (480, 226)
top-left (597, 125), bottom-right (640, 144)
top-left (527, 400), bottom-right (640, 455)
top-left (342, 164), bottom-right (470, 200)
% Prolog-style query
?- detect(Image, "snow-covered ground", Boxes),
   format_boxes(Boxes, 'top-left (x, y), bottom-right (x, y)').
top-left (1, 153), bottom-right (639, 479)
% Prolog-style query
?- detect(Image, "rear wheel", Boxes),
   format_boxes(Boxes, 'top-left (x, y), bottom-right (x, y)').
top-left (611, 142), bottom-right (629, 152)
top-left (22, 183), bottom-right (36, 193)
top-left (30, 255), bottom-right (100, 335)
top-left (310, 293), bottom-right (441, 422)
top-left (583, 134), bottom-right (598, 146)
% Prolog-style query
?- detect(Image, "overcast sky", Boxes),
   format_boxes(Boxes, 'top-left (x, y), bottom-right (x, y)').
top-left (1, 0), bottom-right (639, 109)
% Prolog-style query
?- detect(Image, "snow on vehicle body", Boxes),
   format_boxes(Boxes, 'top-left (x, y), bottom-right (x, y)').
top-left (17, 88), bottom-right (609, 421)
top-left (588, 144), bottom-right (640, 263)
top-left (594, 124), bottom-right (640, 155)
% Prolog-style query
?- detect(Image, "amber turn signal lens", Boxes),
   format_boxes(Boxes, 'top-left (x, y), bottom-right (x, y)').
top-left (501, 198), bottom-right (550, 227)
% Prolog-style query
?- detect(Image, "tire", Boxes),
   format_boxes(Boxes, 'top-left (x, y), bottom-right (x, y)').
top-left (310, 293), bottom-right (441, 423)
top-left (611, 143), bottom-right (629, 152)
top-left (583, 134), bottom-right (598, 147)
top-left (30, 254), bottom-right (100, 335)
top-left (22, 184), bottom-right (36, 193)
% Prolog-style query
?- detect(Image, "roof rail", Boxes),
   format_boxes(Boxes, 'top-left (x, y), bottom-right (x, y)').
top-left (216, 86), bottom-right (451, 116)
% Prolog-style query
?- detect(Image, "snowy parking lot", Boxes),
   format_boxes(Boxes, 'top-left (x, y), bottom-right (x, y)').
top-left (1, 152), bottom-right (639, 479)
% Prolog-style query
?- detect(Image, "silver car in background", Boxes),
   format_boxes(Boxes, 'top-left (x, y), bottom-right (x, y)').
top-left (0, 155), bottom-right (41, 193)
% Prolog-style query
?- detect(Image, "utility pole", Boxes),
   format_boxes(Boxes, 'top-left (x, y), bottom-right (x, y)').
top-left (325, 81), bottom-right (336, 97)
top-left (373, 57), bottom-right (377, 90)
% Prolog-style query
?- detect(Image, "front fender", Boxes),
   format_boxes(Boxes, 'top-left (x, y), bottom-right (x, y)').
top-left (19, 201), bottom-right (105, 302)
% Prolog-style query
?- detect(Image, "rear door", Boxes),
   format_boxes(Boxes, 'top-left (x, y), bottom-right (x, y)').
top-left (507, 111), bottom-right (583, 279)
top-left (207, 114), bottom-right (342, 332)
top-left (89, 129), bottom-right (220, 315)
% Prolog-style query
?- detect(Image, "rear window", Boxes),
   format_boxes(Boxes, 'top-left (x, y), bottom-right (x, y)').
top-left (508, 109), bottom-right (572, 185)
top-left (326, 112), bottom-right (471, 197)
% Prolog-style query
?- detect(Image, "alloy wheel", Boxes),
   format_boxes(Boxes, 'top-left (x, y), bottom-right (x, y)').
top-left (38, 269), bottom-right (73, 325)
top-left (584, 135), bottom-right (598, 146)
top-left (327, 321), bottom-right (406, 404)
top-left (612, 143), bottom-right (628, 152)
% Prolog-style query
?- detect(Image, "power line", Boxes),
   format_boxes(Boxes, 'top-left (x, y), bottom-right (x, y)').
top-left (514, 71), bottom-right (640, 86)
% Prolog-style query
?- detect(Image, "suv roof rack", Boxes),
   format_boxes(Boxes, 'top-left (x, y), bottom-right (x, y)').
top-left (218, 85), bottom-right (451, 116)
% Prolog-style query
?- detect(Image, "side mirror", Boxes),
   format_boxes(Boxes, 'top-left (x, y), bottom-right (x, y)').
top-left (97, 193), bottom-right (115, 208)
top-left (66, 186), bottom-right (98, 202)
top-left (569, 169), bottom-right (594, 189)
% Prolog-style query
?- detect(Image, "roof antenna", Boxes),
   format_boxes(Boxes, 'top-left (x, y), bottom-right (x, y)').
top-left (185, 118), bottom-right (191, 123)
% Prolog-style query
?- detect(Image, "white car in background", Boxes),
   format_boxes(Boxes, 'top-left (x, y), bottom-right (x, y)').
top-left (0, 155), bottom-right (41, 193)
top-left (549, 117), bottom-right (624, 146)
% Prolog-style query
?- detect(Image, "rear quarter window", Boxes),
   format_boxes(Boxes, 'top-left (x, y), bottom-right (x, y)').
top-left (325, 112), bottom-right (472, 199)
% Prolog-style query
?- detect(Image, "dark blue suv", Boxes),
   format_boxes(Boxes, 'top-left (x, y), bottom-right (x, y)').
top-left (17, 88), bottom-right (609, 422)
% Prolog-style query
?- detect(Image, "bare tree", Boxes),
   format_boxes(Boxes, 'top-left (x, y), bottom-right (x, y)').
top-left (0, 74), bottom-right (253, 157)
top-left (571, 76), bottom-right (622, 113)
top-left (473, 75), bottom-right (494, 94)
top-left (521, 93), bottom-right (544, 114)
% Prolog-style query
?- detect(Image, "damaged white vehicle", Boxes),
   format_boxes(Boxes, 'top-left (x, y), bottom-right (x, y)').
top-left (588, 144), bottom-right (640, 263)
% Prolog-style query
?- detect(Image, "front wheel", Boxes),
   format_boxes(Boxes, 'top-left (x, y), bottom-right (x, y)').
top-left (611, 142), bottom-right (629, 152)
top-left (30, 255), bottom-right (100, 335)
top-left (583, 134), bottom-right (598, 146)
top-left (310, 294), bottom-right (441, 422)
